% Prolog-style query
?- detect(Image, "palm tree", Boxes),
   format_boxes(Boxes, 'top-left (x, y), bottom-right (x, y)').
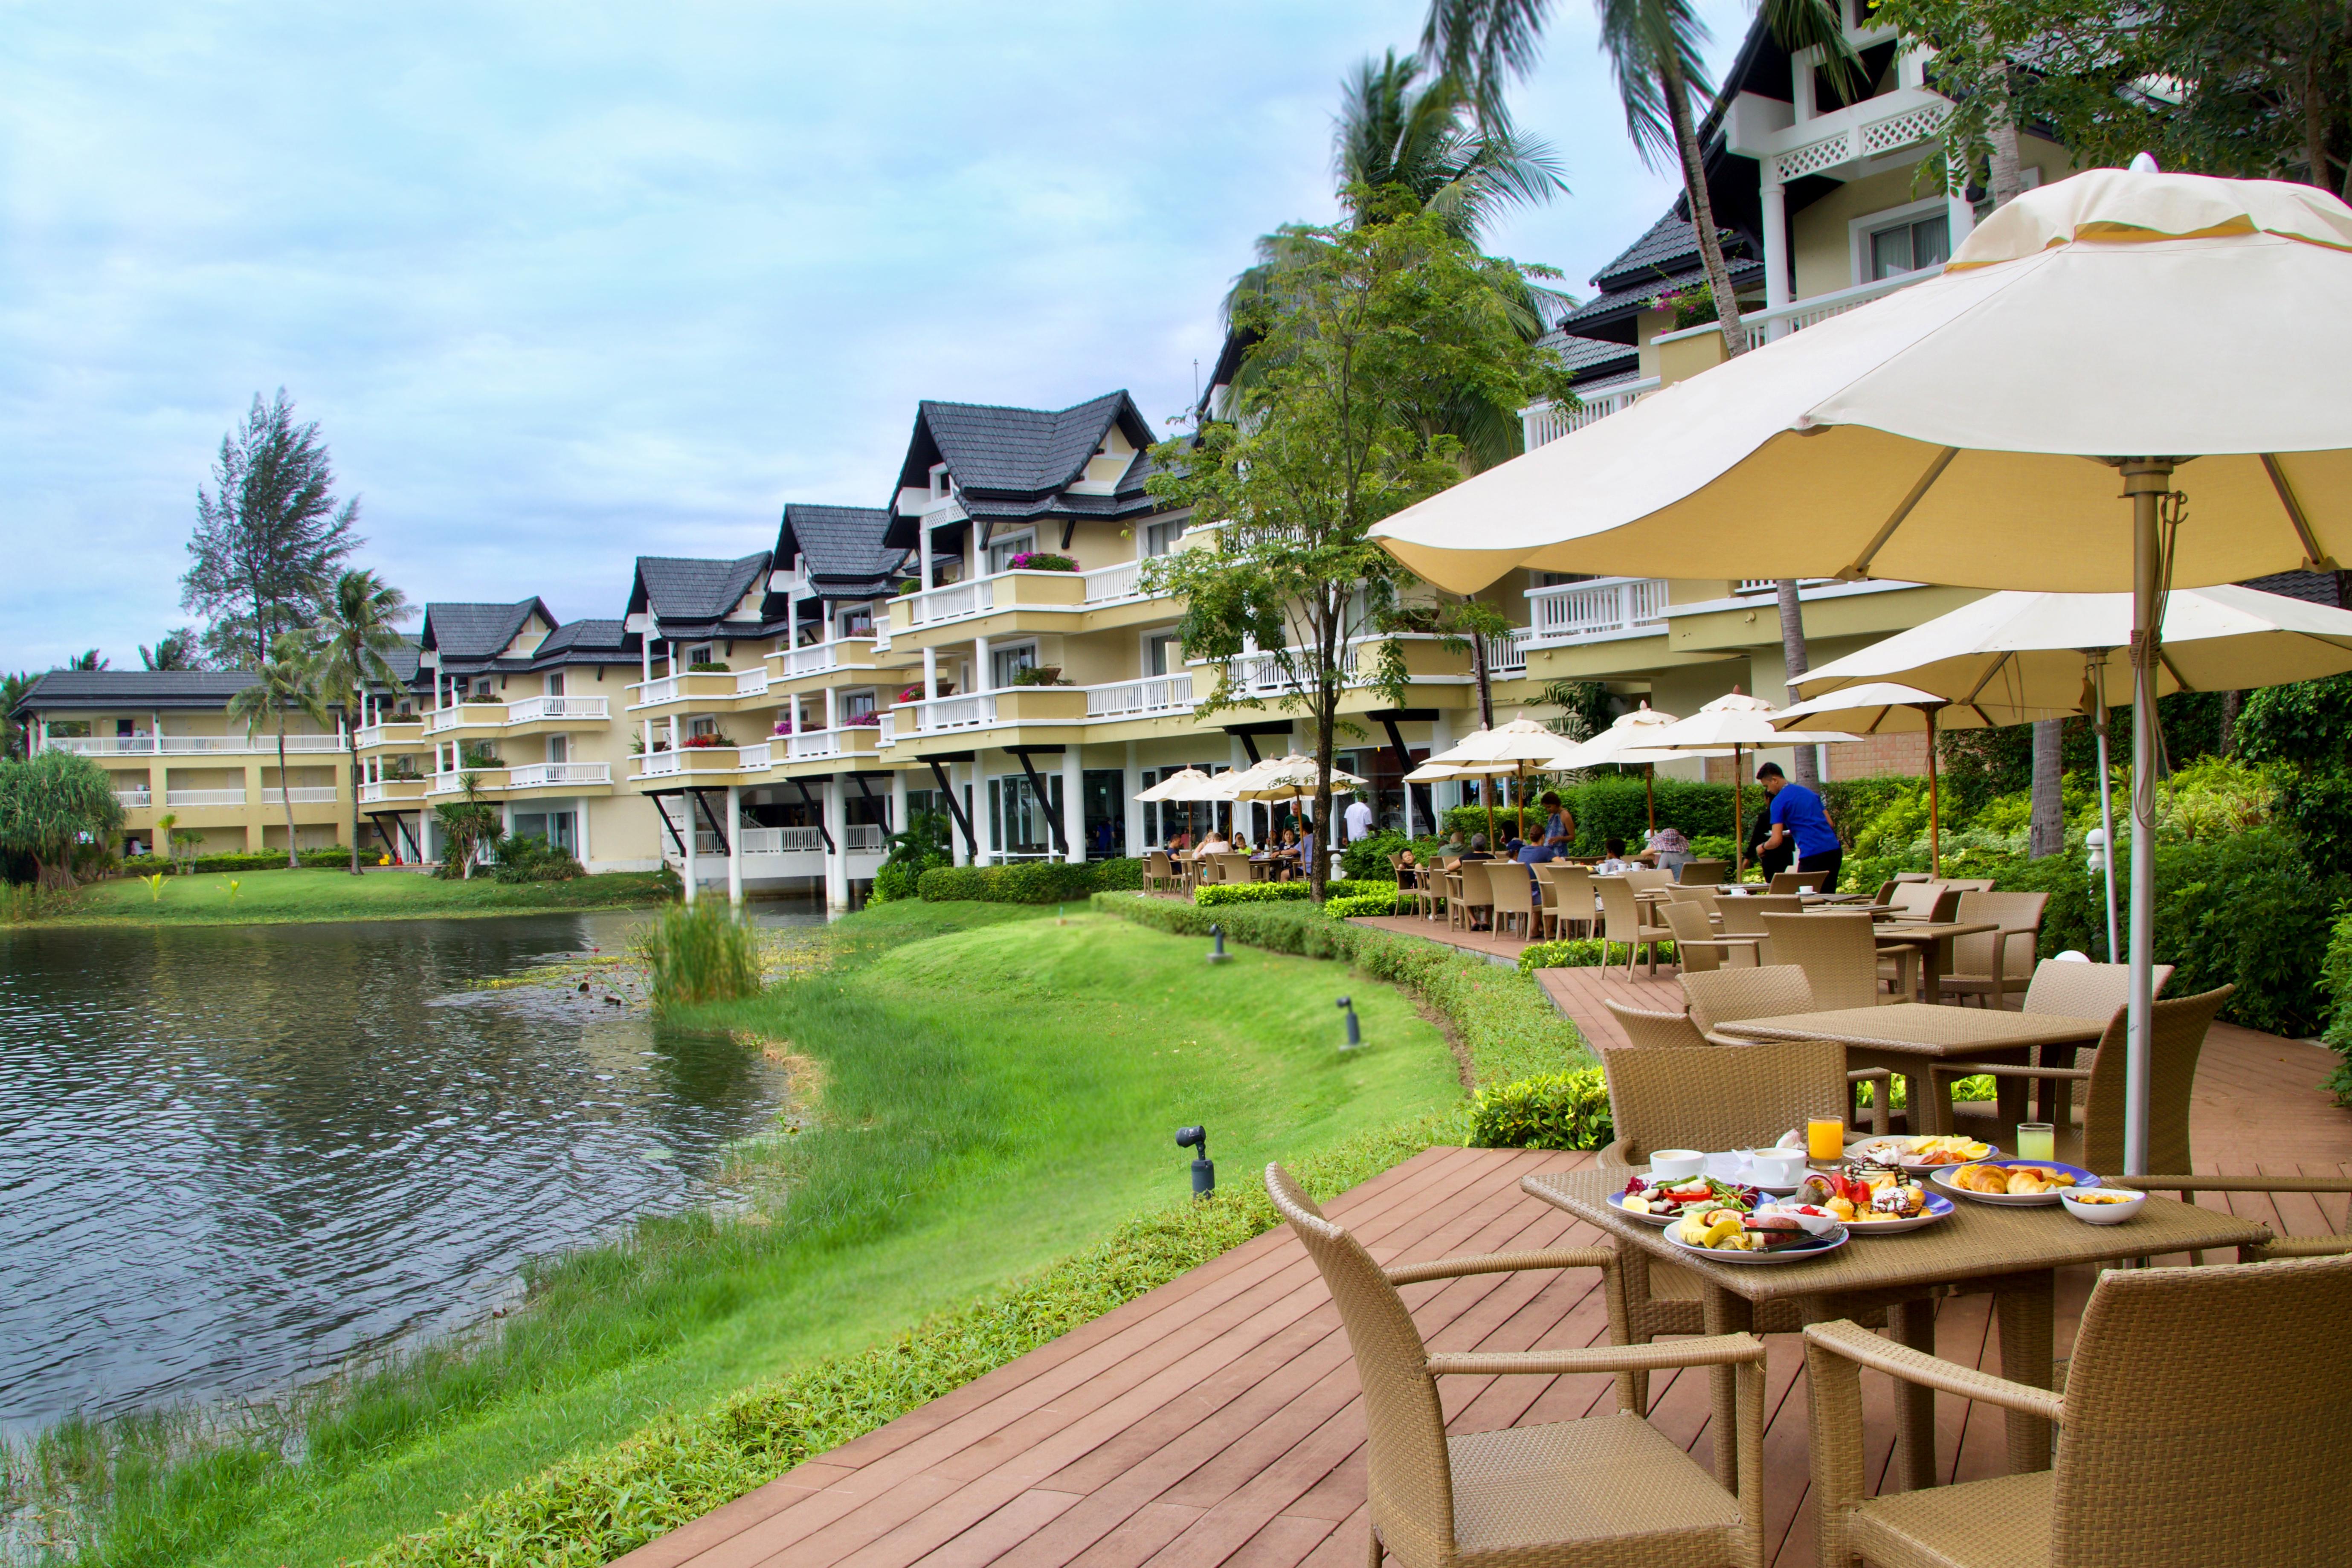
top-left (228, 631), bottom-right (331, 870)
top-left (65, 649), bottom-right (108, 671)
top-left (313, 569), bottom-right (415, 874)
top-left (1218, 52), bottom-right (1569, 470)
top-left (0, 672), bottom-right (32, 761)
top-left (139, 630), bottom-right (201, 671)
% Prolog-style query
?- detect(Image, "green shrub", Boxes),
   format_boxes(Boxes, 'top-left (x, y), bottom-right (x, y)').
top-left (491, 835), bottom-right (584, 884)
top-left (1323, 891), bottom-right (1402, 919)
top-left (915, 859), bottom-right (1141, 904)
top-left (1095, 893), bottom-right (1586, 1087)
top-left (1467, 1069), bottom-right (1614, 1151)
top-left (1194, 881), bottom-right (1309, 906)
top-left (2319, 905), bottom-right (2352, 1104)
top-left (634, 902), bottom-right (760, 1009)
top-left (1517, 939), bottom-right (1605, 971)
top-left (1340, 829), bottom-right (1410, 881)
top-left (1, 882), bottom-right (82, 923)
top-left (119, 847), bottom-right (362, 875)
top-left (1688, 834), bottom-right (1735, 863)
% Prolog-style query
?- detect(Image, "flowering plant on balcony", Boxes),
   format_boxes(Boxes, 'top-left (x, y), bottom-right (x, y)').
top-left (1006, 551), bottom-right (1076, 572)
top-left (771, 718), bottom-right (795, 735)
top-left (844, 712), bottom-right (881, 727)
top-left (679, 732), bottom-right (734, 750)
top-left (896, 682), bottom-right (955, 703)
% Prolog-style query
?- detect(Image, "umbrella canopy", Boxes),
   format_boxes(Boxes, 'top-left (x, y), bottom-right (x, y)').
top-left (1557, 702), bottom-right (1730, 835)
top-left (1640, 692), bottom-right (1859, 878)
top-left (1430, 716), bottom-right (1586, 843)
top-left (1790, 586), bottom-right (2352, 710)
top-left (1134, 767), bottom-right (1214, 803)
top-left (1370, 165), bottom-right (2352, 1173)
top-left (1403, 758), bottom-right (1516, 783)
top-left (1227, 754), bottom-right (1365, 803)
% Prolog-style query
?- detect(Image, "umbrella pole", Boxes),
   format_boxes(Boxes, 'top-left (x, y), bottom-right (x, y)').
top-left (2121, 461), bottom-right (2173, 1177)
top-left (1516, 764), bottom-right (1527, 843)
top-left (1925, 707), bottom-right (1940, 878)
top-left (2094, 667), bottom-right (2121, 963)
top-left (1645, 764), bottom-right (1655, 834)
top-left (1482, 775), bottom-right (1496, 850)
top-left (1733, 745), bottom-right (1744, 880)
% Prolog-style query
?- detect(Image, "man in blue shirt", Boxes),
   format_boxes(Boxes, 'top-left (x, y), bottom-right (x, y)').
top-left (1757, 762), bottom-right (1842, 891)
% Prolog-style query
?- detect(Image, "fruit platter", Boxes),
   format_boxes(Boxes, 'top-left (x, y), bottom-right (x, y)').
top-left (1610, 1173), bottom-right (1760, 1228)
top-left (1931, 1159), bottom-right (2099, 1207)
top-left (1785, 1167), bottom-right (1954, 1234)
top-left (1843, 1134), bottom-right (1998, 1170)
top-left (1663, 1206), bottom-right (1849, 1264)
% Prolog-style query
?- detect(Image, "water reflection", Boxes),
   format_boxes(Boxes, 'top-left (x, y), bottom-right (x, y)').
top-left (0, 898), bottom-right (823, 1432)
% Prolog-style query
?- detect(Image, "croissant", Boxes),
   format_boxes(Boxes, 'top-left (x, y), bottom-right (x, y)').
top-left (2006, 1170), bottom-right (2050, 1195)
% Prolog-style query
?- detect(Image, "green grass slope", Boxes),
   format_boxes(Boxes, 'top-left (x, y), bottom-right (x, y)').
top-left (29, 866), bottom-right (673, 927)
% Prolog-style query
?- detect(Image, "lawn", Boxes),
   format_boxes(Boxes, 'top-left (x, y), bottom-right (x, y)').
top-left (23, 865), bottom-right (674, 926)
top-left (53, 901), bottom-right (1463, 1568)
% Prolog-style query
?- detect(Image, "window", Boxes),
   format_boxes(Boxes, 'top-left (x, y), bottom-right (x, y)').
top-left (838, 604), bottom-right (874, 639)
top-left (1144, 519), bottom-right (1185, 557)
top-left (544, 672), bottom-right (565, 697)
top-left (511, 811), bottom-right (575, 852)
top-left (546, 735), bottom-right (568, 763)
top-left (689, 716), bottom-right (717, 739)
top-left (989, 773), bottom-right (1062, 859)
top-left (986, 531), bottom-right (1035, 575)
top-left (990, 642), bottom-right (1037, 689)
top-left (474, 677), bottom-right (495, 698)
top-left (843, 690), bottom-right (877, 720)
top-left (685, 643), bottom-right (714, 668)
top-left (1146, 632), bottom-right (1182, 676)
top-left (1868, 213), bottom-right (1949, 280)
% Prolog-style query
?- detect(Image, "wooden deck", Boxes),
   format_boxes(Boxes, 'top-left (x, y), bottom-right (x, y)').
top-left (620, 937), bottom-right (2352, 1568)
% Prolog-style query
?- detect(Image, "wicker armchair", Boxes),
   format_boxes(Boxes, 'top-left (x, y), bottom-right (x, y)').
top-left (1931, 985), bottom-right (2232, 1169)
top-left (1450, 861), bottom-right (1495, 933)
top-left (1679, 965), bottom-right (1891, 1135)
top-left (1604, 997), bottom-right (1708, 1048)
top-left (1937, 891), bottom-right (2050, 1007)
top-left (1624, 866), bottom-right (1674, 892)
top-left (1143, 849), bottom-right (1180, 893)
top-left (1660, 897), bottom-right (1757, 973)
top-left (1595, 1040), bottom-right (1890, 1412)
top-left (2107, 1174), bottom-right (2352, 1261)
top-left (1804, 1254), bottom-right (2352, 1568)
top-left (1883, 881), bottom-right (1961, 923)
top-left (1266, 1163), bottom-right (1769, 1568)
top-left (1595, 875), bottom-right (1673, 978)
top-left (1677, 857), bottom-right (1728, 885)
top-left (1757, 912), bottom-right (1884, 1010)
top-left (2017, 956), bottom-right (2172, 1017)
top-left (1716, 894), bottom-right (1802, 949)
top-left (1488, 863), bottom-right (1538, 941)
top-left (1767, 870), bottom-right (1826, 893)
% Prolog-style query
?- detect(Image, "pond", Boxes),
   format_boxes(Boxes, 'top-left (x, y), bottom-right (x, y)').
top-left (0, 903), bottom-right (823, 1435)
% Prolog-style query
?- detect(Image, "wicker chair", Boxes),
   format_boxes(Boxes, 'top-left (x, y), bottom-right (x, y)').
top-left (1451, 861), bottom-right (1495, 933)
top-left (1716, 894), bottom-right (1802, 949)
top-left (1596, 1040), bottom-right (1891, 1412)
top-left (1931, 985), bottom-right (2232, 1169)
top-left (1678, 965), bottom-right (1891, 1135)
top-left (1660, 897), bottom-right (1756, 973)
top-left (1624, 866), bottom-right (1674, 893)
top-left (1883, 881), bottom-right (1961, 923)
top-left (1677, 857), bottom-right (1728, 885)
top-left (1804, 1253), bottom-right (2352, 1568)
top-left (1604, 997), bottom-right (1708, 1047)
top-left (1938, 891), bottom-right (2050, 1006)
top-left (1595, 875), bottom-right (1672, 979)
top-left (1143, 849), bottom-right (1179, 893)
top-left (1265, 1163), bottom-right (1769, 1568)
top-left (1529, 864), bottom-right (1578, 939)
top-left (2018, 956), bottom-right (2172, 1017)
top-left (2108, 1174), bottom-right (2352, 1262)
top-left (1938, 877), bottom-right (1998, 893)
top-left (1767, 870), bottom-right (1826, 894)
top-left (1488, 863), bottom-right (1538, 941)
top-left (1757, 912), bottom-right (1884, 1010)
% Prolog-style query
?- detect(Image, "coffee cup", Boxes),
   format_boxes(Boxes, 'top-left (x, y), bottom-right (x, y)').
top-left (1648, 1149), bottom-right (1707, 1180)
top-left (1747, 1148), bottom-right (1808, 1186)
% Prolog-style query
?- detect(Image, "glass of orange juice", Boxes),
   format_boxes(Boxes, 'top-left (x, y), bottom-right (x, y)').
top-left (2016, 1122), bottom-right (2056, 1161)
top-left (1807, 1117), bottom-right (1846, 1162)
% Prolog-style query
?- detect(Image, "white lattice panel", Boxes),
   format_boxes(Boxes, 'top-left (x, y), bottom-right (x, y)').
top-left (1861, 103), bottom-right (1946, 156)
top-left (1776, 131), bottom-right (1853, 180)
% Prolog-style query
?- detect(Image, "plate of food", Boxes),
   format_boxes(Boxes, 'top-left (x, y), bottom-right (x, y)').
top-left (1610, 1174), bottom-right (1761, 1227)
top-left (1663, 1206), bottom-right (1849, 1264)
top-left (1931, 1159), bottom-right (2099, 1206)
top-left (1844, 1134), bottom-right (1998, 1171)
top-left (1786, 1169), bottom-right (1955, 1233)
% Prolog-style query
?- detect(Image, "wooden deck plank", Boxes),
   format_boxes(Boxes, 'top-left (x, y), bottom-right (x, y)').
top-left (623, 971), bottom-right (2350, 1568)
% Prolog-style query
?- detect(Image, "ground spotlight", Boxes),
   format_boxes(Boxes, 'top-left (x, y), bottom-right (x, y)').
top-left (1336, 995), bottom-right (1360, 1050)
top-left (1176, 1125), bottom-right (1214, 1197)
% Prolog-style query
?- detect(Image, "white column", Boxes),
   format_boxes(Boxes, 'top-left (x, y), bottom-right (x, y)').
top-left (668, 713), bottom-right (679, 752)
top-left (824, 686), bottom-right (838, 730)
top-left (1761, 171), bottom-right (1791, 336)
top-left (576, 795), bottom-right (593, 869)
top-left (973, 751), bottom-right (995, 866)
top-left (726, 783), bottom-right (744, 906)
top-left (1403, 726), bottom-right (1418, 838)
top-left (1061, 746), bottom-right (1085, 864)
top-left (1946, 177), bottom-right (1977, 254)
top-left (920, 521), bottom-right (934, 590)
top-left (949, 761), bottom-right (970, 866)
top-left (889, 768), bottom-right (908, 835)
top-left (681, 793), bottom-right (698, 904)
top-left (974, 636), bottom-right (991, 694)
top-left (923, 646), bottom-right (939, 703)
top-left (641, 635), bottom-right (653, 684)
top-left (824, 777), bottom-right (849, 910)
top-left (822, 598), bottom-right (835, 647)
top-left (1430, 710), bottom-right (1456, 814)
top-left (1122, 740), bottom-right (1143, 855)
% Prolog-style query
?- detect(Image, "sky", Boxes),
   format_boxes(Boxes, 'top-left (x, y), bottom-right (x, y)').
top-left (0, 0), bottom-right (1752, 672)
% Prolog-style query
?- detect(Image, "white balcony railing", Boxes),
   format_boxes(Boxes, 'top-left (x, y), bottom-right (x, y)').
top-left (267, 786), bottom-right (339, 805)
top-left (1224, 645), bottom-right (1359, 698)
top-left (780, 641), bottom-right (839, 677)
top-left (164, 788), bottom-right (247, 807)
top-left (505, 762), bottom-right (612, 788)
top-left (738, 826), bottom-right (822, 855)
top-left (631, 676), bottom-right (680, 708)
top-left (46, 733), bottom-right (344, 756)
top-left (737, 742), bottom-right (772, 769)
top-left (789, 730), bottom-right (845, 759)
top-left (734, 667), bottom-right (769, 698)
top-left (114, 788), bottom-right (153, 809)
top-left (504, 695), bottom-right (609, 724)
top-left (1520, 377), bottom-right (1659, 449)
top-left (1484, 629), bottom-right (1530, 675)
top-left (1082, 561), bottom-right (1144, 603)
top-left (1731, 270), bottom-right (1933, 350)
top-left (904, 576), bottom-right (997, 627)
top-left (354, 723), bottom-right (417, 749)
top-left (846, 823), bottom-right (884, 852)
top-left (429, 770), bottom-right (508, 795)
top-left (360, 779), bottom-right (423, 803)
top-left (1523, 577), bottom-right (1670, 646)
top-left (1086, 673), bottom-right (1195, 718)
top-left (632, 745), bottom-right (735, 780)
top-left (907, 694), bottom-right (998, 734)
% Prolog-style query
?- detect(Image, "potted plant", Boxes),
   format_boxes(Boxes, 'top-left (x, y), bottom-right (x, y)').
top-left (1006, 551), bottom-right (1077, 572)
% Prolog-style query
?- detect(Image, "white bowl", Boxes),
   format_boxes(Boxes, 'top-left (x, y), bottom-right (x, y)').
top-left (2061, 1188), bottom-right (2146, 1225)
top-left (1648, 1149), bottom-right (1708, 1180)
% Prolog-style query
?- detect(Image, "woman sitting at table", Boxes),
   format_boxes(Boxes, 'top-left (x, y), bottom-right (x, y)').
top-left (1645, 823), bottom-right (1691, 876)
top-left (1196, 830), bottom-right (1229, 858)
top-left (1273, 826), bottom-right (1303, 878)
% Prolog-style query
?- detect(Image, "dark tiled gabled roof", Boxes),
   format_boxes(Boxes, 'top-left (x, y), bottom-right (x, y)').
top-left (531, 618), bottom-right (636, 664)
top-left (2240, 570), bottom-right (2348, 608)
top-left (1544, 333), bottom-right (1642, 382)
top-left (911, 391), bottom-right (1147, 496)
top-left (627, 553), bottom-right (772, 631)
top-left (11, 669), bottom-right (260, 715)
top-left (776, 504), bottom-right (902, 595)
top-left (418, 599), bottom-right (554, 664)
top-left (1560, 253), bottom-right (1764, 343)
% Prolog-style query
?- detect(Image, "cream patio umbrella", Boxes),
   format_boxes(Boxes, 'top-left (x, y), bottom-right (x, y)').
top-left (1557, 701), bottom-right (1733, 835)
top-left (1429, 716), bottom-right (1584, 845)
top-left (1769, 682), bottom-right (2071, 881)
top-left (1228, 754), bottom-right (1363, 874)
top-left (1135, 765), bottom-right (1237, 847)
top-left (1368, 166), bottom-right (2352, 1173)
top-left (1638, 693), bottom-right (1859, 877)
top-left (1786, 584), bottom-right (2352, 951)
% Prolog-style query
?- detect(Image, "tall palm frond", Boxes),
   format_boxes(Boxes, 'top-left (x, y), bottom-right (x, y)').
top-left (314, 568), bottom-right (415, 874)
top-left (228, 631), bottom-right (331, 870)
top-left (1333, 52), bottom-right (1569, 238)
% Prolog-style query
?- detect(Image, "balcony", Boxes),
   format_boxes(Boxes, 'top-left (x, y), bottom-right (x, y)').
top-left (1523, 577), bottom-right (1669, 647)
top-left (356, 721), bottom-right (424, 750)
top-left (46, 733), bottom-right (343, 756)
top-left (360, 778), bottom-right (428, 805)
top-left (1224, 646), bottom-right (1360, 699)
top-left (1519, 378), bottom-right (1659, 449)
top-left (1080, 561), bottom-right (1147, 604)
top-left (505, 762), bottom-right (612, 790)
top-left (429, 770), bottom-right (507, 796)
top-left (164, 787), bottom-right (248, 808)
top-left (632, 745), bottom-right (740, 782)
top-left (736, 823), bottom-right (887, 856)
top-left (774, 638), bottom-right (880, 679)
top-left (503, 695), bottom-right (610, 725)
top-left (1484, 630), bottom-right (1529, 676)
top-left (737, 727), bottom-right (884, 768)
top-left (901, 693), bottom-right (998, 734)
top-left (1085, 673), bottom-right (1194, 718)
top-left (114, 787), bottom-right (153, 809)
top-left (425, 702), bottom-right (506, 735)
top-left (627, 672), bottom-right (747, 712)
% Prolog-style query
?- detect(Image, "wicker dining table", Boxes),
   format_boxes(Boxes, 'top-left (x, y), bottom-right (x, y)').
top-left (1524, 1166), bottom-right (2270, 1496)
top-left (1706, 1003), bottom-right (2107, 1132)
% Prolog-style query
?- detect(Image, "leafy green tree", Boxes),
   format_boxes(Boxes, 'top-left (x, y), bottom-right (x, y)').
top-left (182, 390), bottom-right (363, 670)
top-left (0, 672), bottom-right (32, 762)
top-left (139, 629), bottom-right (203, 671)
top-left (65, 649), bottom-right (108, 671)
top-left (227, 631), bottom-right (332, 870)
top-left (0, 748), bottom-right (126, 889)
top-left (1146, 200), bottom-right (1576, 898)
top-left (433, 774), bottom-right (502, 880)
top-left (312, 569), bottom-right (415, 874)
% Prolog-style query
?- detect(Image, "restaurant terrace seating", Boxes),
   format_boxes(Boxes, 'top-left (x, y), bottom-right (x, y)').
top-left (1938, 890), bottom-right (2050, 1006)
top-left (1757, 911), bottom-right (1884, 1010)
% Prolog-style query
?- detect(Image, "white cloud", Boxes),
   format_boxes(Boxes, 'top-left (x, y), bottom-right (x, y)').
top-left (0, 0), bottom-right (1746, 667)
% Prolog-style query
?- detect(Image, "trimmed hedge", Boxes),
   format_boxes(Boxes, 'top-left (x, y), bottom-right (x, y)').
top-left (1467, 1069), bottom-right (1613, 1151)
top-left (1192, 878), bottom-right (1385, 907)
top-left (1323, 890), bottom-right (1403, 919)
top-left (2320, 905), bottom-right (2352, 1104)
top-left (1093, 893), bottom-right (1587, 1088)
top-left (120, 847), bottom-right (370, 875)
top-left (915, 858), bottom-right (1143, 904)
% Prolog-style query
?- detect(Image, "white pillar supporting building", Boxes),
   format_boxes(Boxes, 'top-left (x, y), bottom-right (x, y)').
top-left (1122, 741), bottom-right (1143, 855)
top-left (823, 777), bottom-right (849, 910)
top-left (1060, 747), bottom-right (1085, 864)
top-left (680, 794), bottom-right (698, 905)
top-left (725, 783), bottom-right (743, 907)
